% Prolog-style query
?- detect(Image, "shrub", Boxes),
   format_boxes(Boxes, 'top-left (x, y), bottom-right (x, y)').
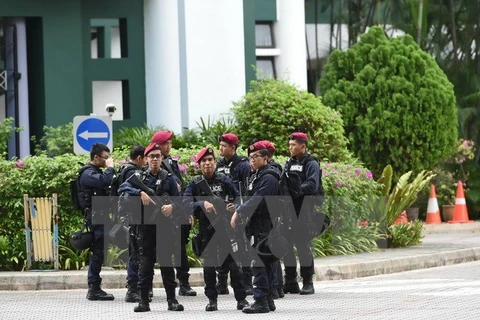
top-left (113, 124), bottom-right (167, 149)
top-left (33, 123), bottom-right (74, 157)
top-left (232, 79), bottom-right (352, 161)
top-left (0, 147), bottom-right (384, 269)
top-left (319, 26), bottom-right (458, 179)
top-left (0, 117), bottom-right (23, 157)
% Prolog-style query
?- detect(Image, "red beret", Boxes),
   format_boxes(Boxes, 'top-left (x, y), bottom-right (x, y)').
top-left (257, 140), bottom-right (276, 153)
top-left (151, 131), bottom-right (173, 144)
top-left (144, 142), bottom-right (162, 156)
top-left (248, 142), bottom-right (268, 154)
top-left (196, 147), bottom-right (215, 163)
top-left (219, 133), bottom-right (239, 145)
top-left (289, 132), bottom-right (308, 142)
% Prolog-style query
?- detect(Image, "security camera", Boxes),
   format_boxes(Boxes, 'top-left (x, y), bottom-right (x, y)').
top-left (105, 103), bottom-right (116, 117)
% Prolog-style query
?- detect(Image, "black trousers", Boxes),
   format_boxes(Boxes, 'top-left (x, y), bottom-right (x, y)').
top-left (174, 224), bottom-right (191, 281)
top-left (136, 225), bottom-right (177, 299)
top-left (283, 220), bottom-right (314, 280)
top-left (202, 237), bottom-right (246, 301)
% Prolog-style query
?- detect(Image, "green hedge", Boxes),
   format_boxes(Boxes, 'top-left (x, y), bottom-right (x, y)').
top-left (0, 148), bottom-right (383, 270)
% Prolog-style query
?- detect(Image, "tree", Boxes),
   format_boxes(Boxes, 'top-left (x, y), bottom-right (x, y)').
top-left (232, 79), bottom-right (352, 162)
top-left (319, 26), bottom-right (458, 178)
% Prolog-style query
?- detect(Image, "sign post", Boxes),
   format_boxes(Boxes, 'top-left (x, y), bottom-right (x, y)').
top-left (73, 116), bottom-right (113, 155)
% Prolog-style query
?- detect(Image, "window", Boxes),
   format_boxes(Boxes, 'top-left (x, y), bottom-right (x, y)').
top-left (90, 19), bottom-right (127, 59)
top-left (255, 23), bottom-right (274, 48)
top-left (255, 22), bottom-right (278, 80)
top-left (256, 57), bottom-right (275, 80)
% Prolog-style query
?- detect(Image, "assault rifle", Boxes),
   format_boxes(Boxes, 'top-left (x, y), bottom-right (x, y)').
top-left (126, 173), bottom-right (181, 232)
top-left (194, 178), bottom-right (245, 258)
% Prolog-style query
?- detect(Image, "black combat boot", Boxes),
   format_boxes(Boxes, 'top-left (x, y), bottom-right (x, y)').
top-left (86, 283), bottom-right (115, 301)
top-left (167, 299), bottom-right (184, 311)
top-left (277, 286), bottom-right (285, 298)
top-left (283, 278), bottom-right (300, 294)
top-left (178, 278), bottom-right (197, 296)
top-left (134, 290), bottom-right (150, 312)
top-left (125, 284), bottom-right (140, 303)
top-left (236, 298), bottom-right (250, 310)
top-left (206, 298), bottom-right (218, 311)
top-left (242, 297), bottom-right (270, 314)
top-left (270, 287), bottom-right (279, 300)
top-left (148, 285), bottom-right (153, 298)
top-left (216, 274), bottom-right (229, 295)
top-left (267, 294), bottom-right (276, 311)
top-left (299, 276), bottom-right (315, 295)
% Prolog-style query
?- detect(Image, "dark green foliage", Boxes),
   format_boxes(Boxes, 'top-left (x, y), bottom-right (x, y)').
top-left (113, 124), bottom-right (167, 149)
top-left (196, 116), bottom-right (236, 147)
top-left (390, 220), bottom-right (424, 248)
top-left (0, 117), bottom-right (23, 156)
top-left (232, 79), bottom-right (352, 161)
top-left (320, 26), bottom-right (458, 178)
top-left (33, 123), bottom-right (74, 157)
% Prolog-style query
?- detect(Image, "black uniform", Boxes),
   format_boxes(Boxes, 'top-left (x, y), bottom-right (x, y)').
top-left (115, 162), bottom-right (143, 291)
top-left (119, 168), bottom-right (183, 308)
top-left (183, 173), bottom-right (247, 303)
top-left (283, 153), bottom-right (321, 285)
top-left (161, 156), bottom-right (192, 286)
top-left (267, 159), bottom-right (285, 297)
top-left (236, 164), bottom-right (279, 308)
top-left (78, 163), bottom-right (115, 299)
top-left (216, 153), bottom-right (251, 290)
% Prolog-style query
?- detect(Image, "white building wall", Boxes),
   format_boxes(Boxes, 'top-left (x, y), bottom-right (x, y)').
top-left (144, 0), bottom-right (183, 132)
top-left (275, 0), bottom-right (308, 89)
top-left (183, 0), bottom-right (246, 130)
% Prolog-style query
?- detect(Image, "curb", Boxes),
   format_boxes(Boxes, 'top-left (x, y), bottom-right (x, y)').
top-left (313, 247), bottom-right (480, 281)
top-left (2, 247), bottom-right (480, 291)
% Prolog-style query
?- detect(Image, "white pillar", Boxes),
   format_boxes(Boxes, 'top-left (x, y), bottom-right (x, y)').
top-left (144, 0), bottom-right (182, 133)
top-left (14, 18), bottom-right (30, 158)
top-left (274, 0), bottom-right (308, 89)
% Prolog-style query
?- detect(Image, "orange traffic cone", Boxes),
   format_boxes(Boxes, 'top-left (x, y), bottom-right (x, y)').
top-left (425, 184), bottom-right (442, 224)
top-left (448, 181), bottom-right (473, 224)
top-left (394, 211), bottom-right (408, 224)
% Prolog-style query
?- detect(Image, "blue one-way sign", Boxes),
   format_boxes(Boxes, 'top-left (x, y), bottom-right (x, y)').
top-left (73, 116), bottom-right (113, 155)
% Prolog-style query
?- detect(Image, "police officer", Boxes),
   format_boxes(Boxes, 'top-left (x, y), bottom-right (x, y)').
top-left (115, 145), bottom-right (148, 303)
top-left (120, 142), bottom-right (184, 312)
top-left (282, 132), bottom-right (322, 295)
top-left (255, 140), bottom-right (284, 299)
top-left (183, 147), bottom-right (249, 311)
top-left (231, 141), bottom-right (280, 313)
top-left (150, 131), bottom-right (196, 296)
top-left (216, 133), bottom-right (252, 294)
top-left (78, 143), bottom-right (115, 301)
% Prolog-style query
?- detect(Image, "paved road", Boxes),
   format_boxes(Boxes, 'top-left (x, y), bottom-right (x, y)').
top-left (2, 261), bottom-right (480, 320)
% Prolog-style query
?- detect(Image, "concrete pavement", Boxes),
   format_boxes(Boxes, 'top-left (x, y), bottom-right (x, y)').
top-left (2, 222), bottom-right (480, 291)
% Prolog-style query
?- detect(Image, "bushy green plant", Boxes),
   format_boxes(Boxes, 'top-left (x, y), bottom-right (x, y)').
top-left (232, 79), bottom-right (352, 161)
top-left (196, 116), bottom-right (237, 147)
top-left (0, 117), bottom-right (23, 157)
top-left (312, 226), bottom-right (380, 257)
top-left (389, 220), bottom-right (424, 248)
top-left (33, 123), bottom-right (74, 157)
top-left (367, 170), bottom-right (435, 238)
top-left (113, 124), bottom-right (167, 149)
top-left (320, 26), bottom-right (458, 179)
top-left (322, 160), bottom-right (381, 230)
